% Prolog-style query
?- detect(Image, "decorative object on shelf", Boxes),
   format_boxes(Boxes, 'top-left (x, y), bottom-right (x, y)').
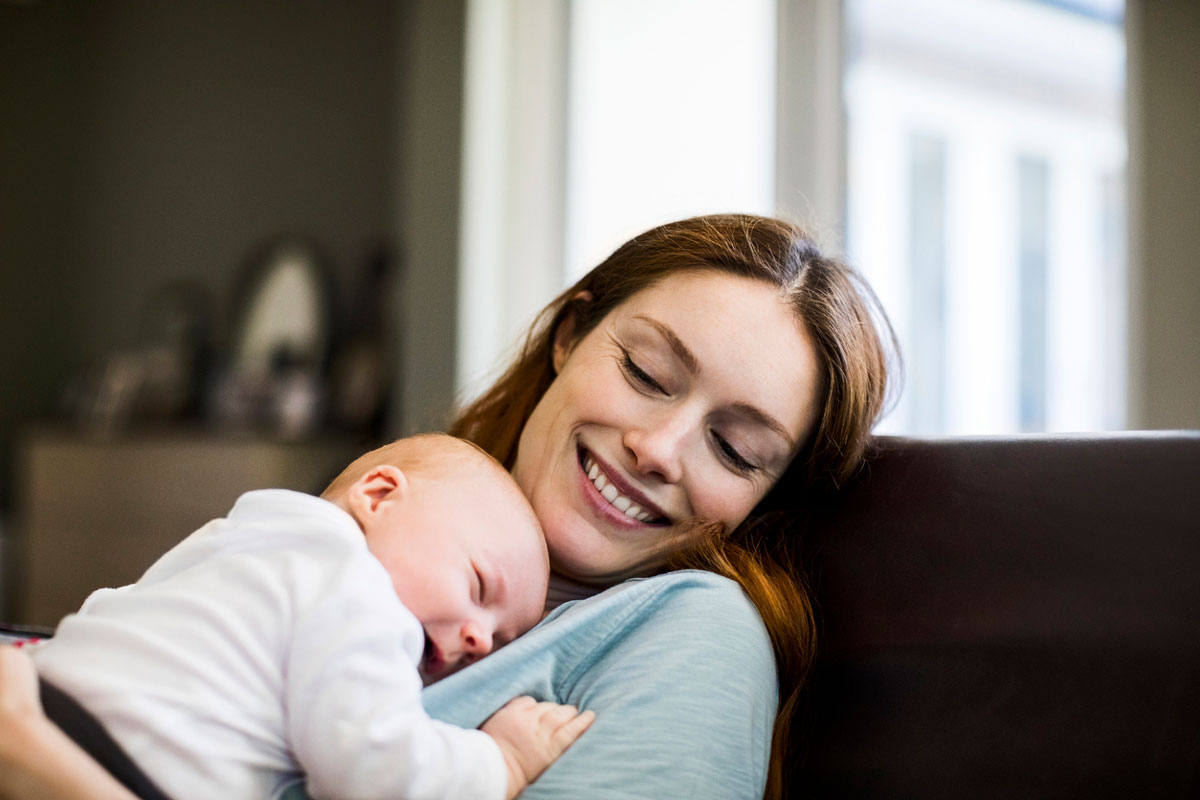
top-left (60, 281), bottom-right (213, 434)
top-left (328, 243), bottom-right (396, 441)
top-left (211, 236), bottom-right (335, 437)
top-left (135, 280), bottom-right (213, 421)
top-left (60, 352), bottom-right (146, 435)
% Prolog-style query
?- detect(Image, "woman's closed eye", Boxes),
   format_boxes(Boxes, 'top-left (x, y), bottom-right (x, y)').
top-left (711, 431), bottom-right (758, 475)
top-left (620, 350), bottom-right (667, 395)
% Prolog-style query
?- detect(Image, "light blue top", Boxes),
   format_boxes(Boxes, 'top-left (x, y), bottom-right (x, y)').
top-left (278, 569), bottom-right (777, 799)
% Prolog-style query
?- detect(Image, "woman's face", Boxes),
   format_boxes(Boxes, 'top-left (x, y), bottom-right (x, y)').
top-left (512, 270), bottom-right (822, 583)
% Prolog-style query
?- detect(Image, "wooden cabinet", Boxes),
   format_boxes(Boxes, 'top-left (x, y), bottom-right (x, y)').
top-left (12, 429), bottom-right (358, 627)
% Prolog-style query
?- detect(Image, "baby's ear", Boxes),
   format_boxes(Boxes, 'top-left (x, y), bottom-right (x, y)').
top-left (347, 464), bottom-right (408, 519)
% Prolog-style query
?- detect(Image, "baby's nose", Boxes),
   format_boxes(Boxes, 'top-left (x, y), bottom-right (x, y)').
top-left (462, 622), bottom-right (492, 657)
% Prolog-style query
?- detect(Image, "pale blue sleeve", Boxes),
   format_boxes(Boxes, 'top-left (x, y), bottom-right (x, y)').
top-left (276, 570), bottom-right (777, 800)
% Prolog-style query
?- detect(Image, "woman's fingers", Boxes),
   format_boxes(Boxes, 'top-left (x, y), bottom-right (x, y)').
top-left (0, 646), bottom-right (42, 718)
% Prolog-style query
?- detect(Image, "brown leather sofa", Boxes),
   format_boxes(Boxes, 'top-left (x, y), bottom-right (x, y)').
top-left (794, 432), bottom-right (1200, 798)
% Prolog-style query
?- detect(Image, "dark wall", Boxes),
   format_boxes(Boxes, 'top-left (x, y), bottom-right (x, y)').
top-left (0, 0), bottom-right (400, 506)
top-left (392, 0), bottom-right (464, 436)
top-left (0, 0), bottom-right (86, 507)
top-left (1128, 0), bottom-right (1200, 429)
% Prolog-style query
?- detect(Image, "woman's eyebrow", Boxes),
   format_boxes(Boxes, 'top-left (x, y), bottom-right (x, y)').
top-left (632, 315), bottom-right (698, 374)
top-left (731, 402), bottom-right (797, 450)
top-left (632, 314), bottom-right (796, 449)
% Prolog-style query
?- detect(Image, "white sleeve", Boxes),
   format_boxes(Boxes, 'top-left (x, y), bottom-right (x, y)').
top-left (285, 561), bottom-right (508, 800)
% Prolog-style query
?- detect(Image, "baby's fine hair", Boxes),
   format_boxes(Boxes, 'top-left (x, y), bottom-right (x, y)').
top-left (320, 433), bottom-right (509, 501)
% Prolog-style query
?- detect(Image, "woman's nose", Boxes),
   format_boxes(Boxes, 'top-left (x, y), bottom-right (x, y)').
top-left (623, 407), bottom-right (692, 483)
top-left (461, 621), bottom-right (493, 658)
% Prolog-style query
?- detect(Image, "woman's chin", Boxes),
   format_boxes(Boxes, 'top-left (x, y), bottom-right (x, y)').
top-left (548, 542), bottom-right (666, 586)
top-left (548, 555), bottom-right (615, 586)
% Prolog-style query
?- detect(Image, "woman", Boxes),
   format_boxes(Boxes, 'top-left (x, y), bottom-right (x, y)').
top-left (0, 213), bottom-right (895, 799)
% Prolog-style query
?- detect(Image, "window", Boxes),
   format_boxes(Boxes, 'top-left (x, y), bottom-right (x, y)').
top-left (844, 0), bottom-right (1127, 433)
top-left (564, 0), bottom-right (777, 281)
top-left (459, 0), bottom-right (1128, 435)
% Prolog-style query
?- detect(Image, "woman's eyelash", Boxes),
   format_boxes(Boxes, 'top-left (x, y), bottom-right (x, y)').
top-left (621, 351), bottom-right (665, 393)
top-left (713, 433), bottom-right (758, 475)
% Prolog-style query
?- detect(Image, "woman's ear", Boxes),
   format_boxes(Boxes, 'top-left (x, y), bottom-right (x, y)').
top-left (552, 291), bottom-right (593, 374)
top-left (346, 464), bottom-right (408, 525)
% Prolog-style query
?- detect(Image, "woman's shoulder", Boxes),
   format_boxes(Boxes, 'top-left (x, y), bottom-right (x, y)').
top-left (558, 569), bottom-right (768, 635)
top-left (554, 569), bottom-right (774, 677)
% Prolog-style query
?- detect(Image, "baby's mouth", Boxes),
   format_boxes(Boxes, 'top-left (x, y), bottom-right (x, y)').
top-left (577, 447), bottom-right (670, 525)
top-left (421, 632), bottom-right (444, 677)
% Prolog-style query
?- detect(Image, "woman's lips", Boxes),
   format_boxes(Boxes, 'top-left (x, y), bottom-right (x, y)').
top-left (576, 446), bottom-right (670, 526)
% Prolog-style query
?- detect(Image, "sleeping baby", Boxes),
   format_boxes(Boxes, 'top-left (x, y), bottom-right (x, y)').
top-left (31, 433), bottom-right (592, 800)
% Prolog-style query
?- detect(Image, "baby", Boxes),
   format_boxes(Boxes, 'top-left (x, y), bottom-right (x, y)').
top-left (31, 433), bottom-right (592, 800)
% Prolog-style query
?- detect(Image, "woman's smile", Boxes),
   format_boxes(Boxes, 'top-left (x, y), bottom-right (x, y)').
top-left (576, 445), bottom-right (672, 527)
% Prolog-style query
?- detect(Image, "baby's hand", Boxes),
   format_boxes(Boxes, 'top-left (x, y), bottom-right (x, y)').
top-left (481, 695), bottom-right (595, 800)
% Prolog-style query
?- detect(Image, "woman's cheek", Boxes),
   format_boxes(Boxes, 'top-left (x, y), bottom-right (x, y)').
top-left (694, 470), bottom-right (761, 531)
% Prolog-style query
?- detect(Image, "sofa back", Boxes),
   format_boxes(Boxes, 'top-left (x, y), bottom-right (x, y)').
top-left (796, 432), bottom-right (1200, 798)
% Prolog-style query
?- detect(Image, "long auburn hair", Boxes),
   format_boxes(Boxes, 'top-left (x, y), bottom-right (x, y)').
top-left (450, 213), bottom-right (897, 799)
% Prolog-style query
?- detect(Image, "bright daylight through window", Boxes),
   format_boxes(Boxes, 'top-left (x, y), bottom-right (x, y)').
top-left (461, 0), bottom-right (1128, 436)
top-left (844, 0), bottom-right (1126, 434)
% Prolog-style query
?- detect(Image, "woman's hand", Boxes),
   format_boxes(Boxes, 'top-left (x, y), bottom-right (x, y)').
top-left (0, 643), bottom-right (40, 719)
top-left (481, 695), bottom-right (595, 800)
top-left (0, 645), bottom-right (137, 800)
top-left (0, 643), bottom-right (48, 797)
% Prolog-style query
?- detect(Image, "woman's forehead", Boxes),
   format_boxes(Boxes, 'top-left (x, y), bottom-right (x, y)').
top-left (615, 269), bottom-right (787, 312)
top-left (611, 271), bottom-right (803, 347)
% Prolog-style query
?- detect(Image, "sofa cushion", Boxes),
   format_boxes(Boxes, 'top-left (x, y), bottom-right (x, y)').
top-left (795, 432), bottom-right (1200, 798)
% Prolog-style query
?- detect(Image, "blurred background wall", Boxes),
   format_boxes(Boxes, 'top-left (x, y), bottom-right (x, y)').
top-left (1, 0), bottom-right (398, 499)
top-left (0, 0), bottom-right (466, 620)
top-left (0, 0), bottom-right (1196, 620)
top-left (0, 0), bottom-right (468, 495)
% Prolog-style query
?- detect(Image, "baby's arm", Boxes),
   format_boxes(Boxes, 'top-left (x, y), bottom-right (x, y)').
top-left (480, 696), bottom-right (594, 800)
top-left (0, 646), bottom-right (137, 800)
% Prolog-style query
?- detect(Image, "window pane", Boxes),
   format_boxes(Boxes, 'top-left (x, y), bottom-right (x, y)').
top-left (1018, 156), bottom-right (1050, 431)
top-left (565, 0), bottom-right (776, 282)
top-left (844, 0), bottom-right (1126, 434)
top-left (908, 134), bottom-right (947, 434)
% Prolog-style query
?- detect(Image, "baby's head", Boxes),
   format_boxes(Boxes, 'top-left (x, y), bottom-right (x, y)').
top-left (323, 433), bottom-right (548, 683)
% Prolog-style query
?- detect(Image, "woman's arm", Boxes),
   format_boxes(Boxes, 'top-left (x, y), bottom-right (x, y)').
top-left (0, 646), bottom-right (137, 800)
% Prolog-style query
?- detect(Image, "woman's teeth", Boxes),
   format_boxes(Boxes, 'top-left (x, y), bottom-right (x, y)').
top-left (583, 454), bottom-right (659, 522)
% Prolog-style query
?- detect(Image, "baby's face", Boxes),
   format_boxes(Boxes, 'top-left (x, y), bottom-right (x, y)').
top-left (363, 467), bottom-right (549, 684)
